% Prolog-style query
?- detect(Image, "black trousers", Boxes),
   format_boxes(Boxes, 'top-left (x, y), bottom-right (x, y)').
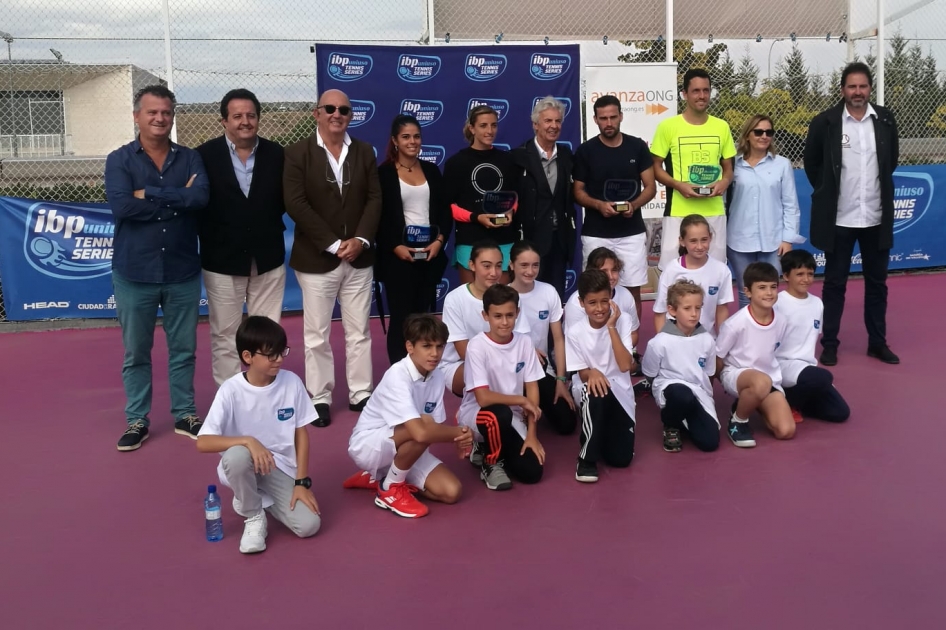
top-left (660, 384), bottom-right (720, 452)
top-left (538, 373), bottom-right (577, 435)
top-left (380, 255), bottom-right (444, 364)
top-left (784, 366), bottom-right (850, 423)
top-left (578, 386), bottom-right (635, 467)
top-left (822, 225), bottom-right (889, 351)
top-left (538, 234), bottom-right (568, 301)
top-left (475, 404), bottom-right (543, 483)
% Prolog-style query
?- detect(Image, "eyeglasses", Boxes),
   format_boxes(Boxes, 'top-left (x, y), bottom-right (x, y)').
top-left (751, 128), bottom-right (775, 137)
top-left (317, 104), bottom-right (351, 116)
top-left (326, 161), bottom-right (351, 187)
top-left (253, 347), bottom-right (290, 361)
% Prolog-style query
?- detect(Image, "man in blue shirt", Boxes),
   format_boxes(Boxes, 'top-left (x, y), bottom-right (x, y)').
top-left (104, 85), bottom-right (209, 452)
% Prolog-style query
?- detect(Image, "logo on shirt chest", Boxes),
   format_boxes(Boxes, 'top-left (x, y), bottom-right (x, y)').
top-left (538, 310), bottom-right (549, 320)
top-left (841, 134), bottom-right (851, 149)
top-left (277, 408), bottom-right (295, 422)
top-left (814, 319), bottom-right (821, 330)
top-left (515, 361), bottom-right (525, 373)
top-left (698, 357), bottom-right (707, 368)
top-left (708, 286), bottom-right (719, 296)
top-left (424, 401), bottom-right (436, 414)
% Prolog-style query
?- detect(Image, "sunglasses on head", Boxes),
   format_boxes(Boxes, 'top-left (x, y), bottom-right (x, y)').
top-left (752, 128), bottom-right (775, 137)
top-left (318, 104), bottom-right (351, 116)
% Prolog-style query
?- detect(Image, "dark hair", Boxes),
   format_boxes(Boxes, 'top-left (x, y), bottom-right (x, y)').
top-left (133, 85), bottom-right (175, 113)
top-left (384, 114), bottom-right (422, 165)
top-left (593, 94), bottom-right (621, 115)
top-left (404, 313), bottom-right (448, 345)
top-left (469, 239), bottom-right (502, 266)
top-left (483, 284), bottom-right (519, 313)
top-left (666, 279), bottom-right (704, 309)
top-left (780, 249), bottom-right (817, 274)
top-left (236, 316), bottom-right (288, 366)
top-left (586, 246), bottom-right (624, 273)
top-left (220, 88), bottom-right (261, 119)
top-left (677, 214), bottom-right (712, 256)
top-left (682, 68), bottom-right (712, 92)
top-left (742, 262), bottom-right (779, 289)
top-left (577, 268), bottom-right (611, 300)
top-left (841, 62), bottom-right (873, 88)
top-left (507, 240), bottom-right (540, 280)
top-left (463, 105), bottom-right (498, 143)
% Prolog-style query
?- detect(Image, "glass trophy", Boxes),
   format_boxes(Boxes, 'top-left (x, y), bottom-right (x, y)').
top-left (603, 179), bottom-right (639, 213)
top-left (688, 164), bottom-right (722, 196)
top-left (483, 191), bottom-right (518, 225)
top-left (402, 224), bottom-right (440, 260)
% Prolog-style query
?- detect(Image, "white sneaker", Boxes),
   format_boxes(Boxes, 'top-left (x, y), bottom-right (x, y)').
top-left (239, 511), bottom-right (268, 554)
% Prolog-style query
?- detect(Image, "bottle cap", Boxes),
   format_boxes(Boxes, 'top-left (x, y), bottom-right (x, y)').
top-left (208, 484), bottom-right (217, 493)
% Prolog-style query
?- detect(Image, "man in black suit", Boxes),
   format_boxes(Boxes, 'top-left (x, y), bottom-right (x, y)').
top-left (197, 88), bottom-right (287, 386)
top-left (512, 96), bottom-right (575, 299)
top-left (804, 62), bottom-right (900, 366)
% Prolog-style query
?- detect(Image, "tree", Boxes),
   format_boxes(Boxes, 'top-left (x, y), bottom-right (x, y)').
top-left (733, 47), bottom-right (759, 95)
top-left (774, 45), bottom-right (810, 107)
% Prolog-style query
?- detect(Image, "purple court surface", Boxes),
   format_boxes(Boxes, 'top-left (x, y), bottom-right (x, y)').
top-left (2, 274), bottom-right (945, 629)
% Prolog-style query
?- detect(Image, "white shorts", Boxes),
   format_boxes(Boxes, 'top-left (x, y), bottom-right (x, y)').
top-left (348, 427), bottom-right (443, 490)
top-left (658, 215), bottom-right (728, 271)
top-left (438, 360), bottom-right (463, 394)
top-left (719, 366), bottom-right (784, 399)
top-left (581, 233), bottom-right (648, 288)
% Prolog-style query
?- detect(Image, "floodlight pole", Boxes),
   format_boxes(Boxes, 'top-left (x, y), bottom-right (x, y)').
top-left (161, 0), bottom-right (177, 142)
top-left (876, 0), bottom-right (885, 105)
top-left (665, 0), bottom-right (674, 63)
top-left (1, 31), bottom-right (15, 157)
top-left (426, 0), bottom-right (435, 44)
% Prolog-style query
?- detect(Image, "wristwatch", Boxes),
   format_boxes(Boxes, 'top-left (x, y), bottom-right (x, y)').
top-left (294, 477), bottom-right (312, 489)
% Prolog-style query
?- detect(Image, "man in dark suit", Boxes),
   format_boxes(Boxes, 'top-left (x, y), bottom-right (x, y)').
top-left (512, 96), bottom-right (575, 299)
top-left (197, 88), bottom-right (287, 386)
top-left (284, 89), bottom-right (381, 426)
top-left (804, 62), bottom-right (900, 366)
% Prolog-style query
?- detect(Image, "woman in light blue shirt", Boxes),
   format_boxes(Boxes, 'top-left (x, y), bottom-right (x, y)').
top-left (727, 114), bottom-right (802, 307)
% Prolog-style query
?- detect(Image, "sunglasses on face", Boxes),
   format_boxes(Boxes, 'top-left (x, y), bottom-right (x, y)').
top-left (752, 128), bottom-right (775, 137)
top-left (318, 104), bottom-right (351, 116)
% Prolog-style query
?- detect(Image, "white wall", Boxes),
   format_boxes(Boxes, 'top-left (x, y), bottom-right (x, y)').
top-left (64, 69), bottom-right (134, 157)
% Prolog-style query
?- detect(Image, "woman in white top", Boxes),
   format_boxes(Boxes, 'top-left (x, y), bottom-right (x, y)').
top-left (508, 241), bottom-right (577, 435)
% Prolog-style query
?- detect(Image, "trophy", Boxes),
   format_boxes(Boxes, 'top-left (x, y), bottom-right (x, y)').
top-left (603, 179), bottom-right (639, 213)
top-left (402, 224), bottom-right (440, 260)
top-left (483, 191), bottom-right (518, 226)
top-left (688, 164), bottom-right (722, 196)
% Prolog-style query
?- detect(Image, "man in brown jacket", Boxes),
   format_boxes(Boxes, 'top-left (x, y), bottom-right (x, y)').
top-left (284, 89), bottom-right (381, 427)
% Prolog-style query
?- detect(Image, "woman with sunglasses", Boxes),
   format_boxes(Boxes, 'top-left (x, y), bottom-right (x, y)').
top-left (375, 114), bottom-right (452, 364)
top-left (443, 105), bottom-right (520, 284)
top-left (727, 114), bottom-right (802, 307)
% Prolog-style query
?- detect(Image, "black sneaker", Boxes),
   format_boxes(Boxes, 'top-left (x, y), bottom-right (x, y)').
top-left (117, 420), bottom-right (149, 452)
top-left (174, 414), bottom-right (202, 439)
top-left (631, 352), bottom-right (644, 377)
top-left (312, 403), bottom-right (331, 428)
top-left (820, 347), bottom-right (838, 366)
top-left (575, 458), bottom-right (599, 483)
top-left (633, 378), bottom-right (652, 398)
top-left (727, 419), bottom-right (756, 448)
top-left (663, 427), bottom-right (682, 452)
top-left (867, 345), bottom-right (900, 364)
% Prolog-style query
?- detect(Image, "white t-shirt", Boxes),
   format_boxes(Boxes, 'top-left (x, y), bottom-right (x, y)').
top-left (516, 280), bottom-right (563, 356)
top-left (716, 305), bottom-right (786, 390)
top-left (399, 180), bottom-right (430, 228)
top-left (653, 256), bottom-right (734, 336)
top-left (457, 332), bottom-right (545, 439)
top-left (641, 323), bottom-right (718, 425)
top-left (351, 356), bottom-right (446, 440)
top-left (773, 290), bottom-right (823, 388)
top-left (564, 285), bottom-right (639, 339)
top-left (440, 283), bottom-right (531, 370)
top-left (199, 370), bottom-right (317, 505)
top-left (565, 310), bottom-right (636, 418)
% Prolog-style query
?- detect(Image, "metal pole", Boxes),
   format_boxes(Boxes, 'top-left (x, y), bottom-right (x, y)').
top-left (876, 0), bottom-right (885, 105)
top-left (846, 0), bottom-right (855, 61)
top-left (665, 0), bottom-right (674, 63)
top-left (767, 39), bottom-right (784, 81)
top-left (161, 0), bottom-right (177, 142)
top-left (426, 0), bottom-right (436, 44)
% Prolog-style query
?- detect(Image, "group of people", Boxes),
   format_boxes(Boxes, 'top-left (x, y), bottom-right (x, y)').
top-left (102, 60), bottom-right (900, 554)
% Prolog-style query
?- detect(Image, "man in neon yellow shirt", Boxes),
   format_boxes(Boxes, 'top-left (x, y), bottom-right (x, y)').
top-left (651, 68), bottom-right (735, 270)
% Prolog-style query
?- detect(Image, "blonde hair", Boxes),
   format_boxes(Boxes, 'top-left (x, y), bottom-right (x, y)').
top-left (737, 114), bottom-right (778, 158)
top-left (666, 279), bottom-right (704, 309)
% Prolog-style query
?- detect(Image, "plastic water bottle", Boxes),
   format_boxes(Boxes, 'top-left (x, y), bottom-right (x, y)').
top-left (205, 484), bottom-right (223, 542)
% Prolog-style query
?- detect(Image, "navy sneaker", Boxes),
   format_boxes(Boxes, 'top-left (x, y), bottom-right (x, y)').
top-left (727, 419), bottom-right (756, 448)
top-left (117, 420), bottom-right (149, 452)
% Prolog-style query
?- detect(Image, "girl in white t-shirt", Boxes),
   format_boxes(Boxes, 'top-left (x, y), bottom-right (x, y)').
top-left (565, 246), bottom-right (640, 347)
top-left (653, 214), bottom-right (734, 337)
top-left (508, 241), bottom-right (577, 435)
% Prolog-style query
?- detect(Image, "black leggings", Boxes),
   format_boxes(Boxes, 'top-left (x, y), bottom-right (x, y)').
top-left (784, 366), bottom-right (850, 423)
top-left (578, 386), bottom-right (635, 467)
top-left (538, 373), bottom-right (577, 435)
top-left (475, 404), bottom-right (543, 483)
top-left (660, 384), bottom-right (720, 452)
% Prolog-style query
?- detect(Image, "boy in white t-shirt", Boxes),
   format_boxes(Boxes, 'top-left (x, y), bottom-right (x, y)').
top-left (343, 315), bottom-right (473, 519)
top-left (775, 250), bottom-right (850, 424)
top-left (716, 262), bottom-right (795, 448)
top-left (197, 316), bottom-right (320, 555)
top-left (458, 284), bottom-right (546, 491)
top-left (642, 280), bottom-right (720, 453)
top-left (565, 269), bottom-right (637, 483)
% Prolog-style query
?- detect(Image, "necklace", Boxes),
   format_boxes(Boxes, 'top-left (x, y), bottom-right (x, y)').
top-left (397, 158), bottom-right (419, 172)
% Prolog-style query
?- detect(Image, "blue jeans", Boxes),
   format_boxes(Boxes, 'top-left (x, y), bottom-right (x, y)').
top-left (727, 248), bottom-right (780, 308)
top-left (112, 271), bottom-right (200, 425)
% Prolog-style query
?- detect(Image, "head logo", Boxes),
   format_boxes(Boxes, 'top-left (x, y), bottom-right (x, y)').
top-left (348, 100), bottom-right (375, 127)
top-left (419, 145), bottom-right (446, 167)
top-left (326, 52), bottom-right (372, 81)
top-left (530, 53), bottom-right (572, 80)
top-left (565, 269), bottom-right (577, 292)
top-left (708, 286), bottom-right (719, 295)
top-left (277, 408), bottom-right (295, 422)
top-left (892, 172), bottom-right (933, 234)
top-left (401, 100), bottom-right (444, 126)
top-left (25, 204), bottom-right (114, 280)
top-left (424, 401), bottom-right (436, 414)
top-left (436, 278), bottom-right (451, 301)
top-left (515, 361), bottom-right (525, 373)
top-left (814, 319), bottom-right (821, 330)
top-left (397, 54), bottom-right (442, 82)
top-left (468, 98), bottom-right (510, 122)
top-left (465, 54), bottom-right (507, 81)
top-left (532, 96), bottom-right (572, 119)
top-left (538, 310), bottom-right (549, 320)
top-left (698, 357), bottom-right (707, 368)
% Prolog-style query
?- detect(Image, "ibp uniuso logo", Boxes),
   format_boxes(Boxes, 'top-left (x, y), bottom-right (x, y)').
top-left (326, 52), bottom-right (372, 82)
top-left (24, 204), bottom-right (114, 280)
top-left (892, 172), bottom-right (933, 234)
top-left (419, 145), bottom-right (446, 166)
top-left (436, 278), bottom-right (451, 302)
top-left (532, 96), bottom-right (572, 119)
top-left (465, 54), bottom-right (507, 81)
top-left (401, 100), bottom-right (444, 127)
top-left (397, 54), bottom-right (442, 82)
top-left (468, 98), bottom-right (510, 122)
top-left (348, 100), bottom-right (375, 127)
top-left (492, 143), bottom-right (512, 152)
top-left (529, 53), bottom-right (572, 80)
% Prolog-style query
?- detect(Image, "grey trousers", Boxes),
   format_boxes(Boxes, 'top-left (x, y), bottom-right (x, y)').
top-left (221, 446), bottom-right (321, 538)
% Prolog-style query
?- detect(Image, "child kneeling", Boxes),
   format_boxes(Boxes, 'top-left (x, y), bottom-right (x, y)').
top-left (197, 316), bottom-right (321, 554)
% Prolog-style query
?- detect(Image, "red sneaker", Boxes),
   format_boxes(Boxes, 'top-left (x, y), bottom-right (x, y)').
top-left (791, 408), bottom-right (804, 424)
top-left (342, 470), bottom-right (378, 490)
top-left (374, 482), bottom-right (429, 518)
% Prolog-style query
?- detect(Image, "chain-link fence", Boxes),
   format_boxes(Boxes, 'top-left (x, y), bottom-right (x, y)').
top-left (2, 0), bottom-right (945, 322)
